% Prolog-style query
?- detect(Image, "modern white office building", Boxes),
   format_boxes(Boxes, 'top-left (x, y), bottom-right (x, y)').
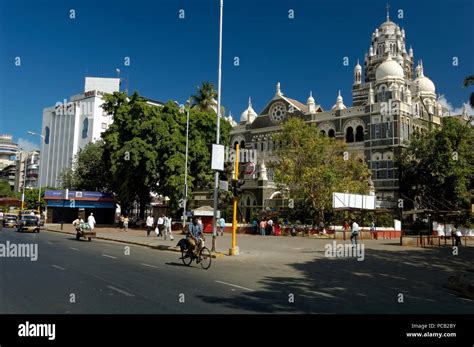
top-left (39, 77), bottom-right (120, 187)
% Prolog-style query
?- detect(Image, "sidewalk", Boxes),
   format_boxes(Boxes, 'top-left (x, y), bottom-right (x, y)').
top-left (43, 224), bottom-right (226, 258)
top-left (43, 223), bottom-right (414, 263)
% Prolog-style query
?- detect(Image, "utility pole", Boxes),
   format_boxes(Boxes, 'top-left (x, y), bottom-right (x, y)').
top-left (182, 99), bottom-right (191, 230)
top-left (212, 0), bottom-right (224, 253)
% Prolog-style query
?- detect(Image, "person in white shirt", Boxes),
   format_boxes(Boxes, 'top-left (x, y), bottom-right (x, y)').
top-left (267, 219), bottom-right (274, 235)
top-left (87, 213), bottom-right (96, 230)
top-left (146, 215), bottom-right (154, 237)
top-left (156, 215), bottom-right (164, 237)
top-left (350, 220), bottom-right (359, 247)
top-left (163, 216), bottom-right (174, 241)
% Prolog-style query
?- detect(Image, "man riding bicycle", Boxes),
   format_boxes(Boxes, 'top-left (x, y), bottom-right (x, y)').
top-left (187, 218), bottom-right (205, 258)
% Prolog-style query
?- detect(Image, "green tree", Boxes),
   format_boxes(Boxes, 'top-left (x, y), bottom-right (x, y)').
top-left (271, 117), bottom-right (371, 223)
top-left (399, 117), bottom-right (474, 225)
top-left (59, 141), bottom-right (111, 191)
top-left (191, 82), bottom-right (217, 112)
top-left (463, 75), bottom-right (474, 108)
top-left (23, 188), bottom-right (46, 211)
top-left (0, 180), bottom-right (15, 198)
top-left (100, 90), bottom-right (232, 217)
top-left (101, 92), bottom-right (159, 215)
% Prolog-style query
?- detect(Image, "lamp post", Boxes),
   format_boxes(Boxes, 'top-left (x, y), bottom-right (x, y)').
top-left (212, 0), bottom-right (224, 253)
top-left (20, 151), bottom-right (28, 212)
top-left (27, 131), bottom-right (44, 213)
top-left (179, 99), bottom-right (192, 229)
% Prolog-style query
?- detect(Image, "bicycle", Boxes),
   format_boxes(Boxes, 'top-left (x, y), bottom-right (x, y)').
top-left (180, 238), bottom-right (212, 270)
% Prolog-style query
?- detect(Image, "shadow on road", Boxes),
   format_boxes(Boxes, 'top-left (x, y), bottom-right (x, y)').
top-left (164, 262), bottom-right (189, 267)
top-left (196, 246), bottom-right (474, 314)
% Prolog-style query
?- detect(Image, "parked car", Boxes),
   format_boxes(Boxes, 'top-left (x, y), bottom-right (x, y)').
top-left (3, 214), bottom-right (18, 228)
top-left (17, 215), bottom-right (40, 233)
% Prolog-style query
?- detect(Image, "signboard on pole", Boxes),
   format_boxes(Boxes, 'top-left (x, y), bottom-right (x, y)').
top-left (332, 192), bottom-right (376, 210)
top-left (211, 144), bottom-right (225, 171)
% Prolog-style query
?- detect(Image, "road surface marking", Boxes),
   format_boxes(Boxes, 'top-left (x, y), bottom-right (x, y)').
top-left (102, 254), bottom-right (117, 259)
top-left (69, 247), bottom-right (80, 251)
top-left (140, 263), bottom-right (158, 268)
top-left (106, 285), bottom-right (135, 297)
top-left (51, 265), bottom-right (66, 271)
top-left (215, 280), bottom-right (254, 292)
top-left (45, 241), bottom-right (53, 245)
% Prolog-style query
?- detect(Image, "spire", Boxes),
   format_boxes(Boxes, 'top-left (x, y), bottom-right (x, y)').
top-left (386, 2), bottom-right (390, 21)
top-left (276, 81), bottom-right (283, 96)
top-left (248, 97), bottom-right (252, 108)
top-left (307, 91), bottom-right (316, 114)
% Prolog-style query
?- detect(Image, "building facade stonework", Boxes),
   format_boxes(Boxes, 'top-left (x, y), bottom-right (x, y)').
top-left (230, 15), bottom-right (446, 221)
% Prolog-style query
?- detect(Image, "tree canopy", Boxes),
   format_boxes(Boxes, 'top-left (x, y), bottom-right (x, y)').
top-left (0, 180), bottom-right (14, 198)
top-left (97, 91), bottom-right (232, 216)
top-left (271, 117), bottom-right (371, 223)
top-left (191, 81), bottom-right (217, 112)
top-left (399, 117), bottom-right (473, 225)
top-left (59, 141), bottom-right (111, 192)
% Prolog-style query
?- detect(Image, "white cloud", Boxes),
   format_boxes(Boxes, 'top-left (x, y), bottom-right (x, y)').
top-left (17, 138), bottom-right (40, 152)
top-left (438, 94), bottom-right (473, 116)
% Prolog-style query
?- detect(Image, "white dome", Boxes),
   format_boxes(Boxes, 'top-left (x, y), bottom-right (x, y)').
top-left (240, 109), bottom-right (249, 123)
top-left (354, 61), bottom-right (362, 72)
top-left (376, 56), bottom-right (404, 80)
top-left (307, 91), bottom-right (315, 104)
top-left (240, 97), bottom-right (257, 124)
top-left (415, 76), bottom-right (435, 94)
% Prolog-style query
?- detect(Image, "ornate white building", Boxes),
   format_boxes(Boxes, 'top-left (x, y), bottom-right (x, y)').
top-left (230, 12), bottom-right (447, 221)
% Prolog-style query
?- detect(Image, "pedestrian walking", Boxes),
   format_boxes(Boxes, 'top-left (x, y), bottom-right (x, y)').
top-left (87, 213), bottom-right (96, 230)
top-left (370, 220), bottom-right (377, 240)
top-left (163, 215), bottom-right (174, 241)
top-left (259, 219), bottom-right (267, 236)
top-left (123, 215), bottom-right (129, 231)
top-left (157, 215), bottom-right (164, 237)
top-left (146, 214), bottom-right (154, 237)
top-left (218, 217), bottom-right (225, 236)
top-left (350, 220), bottom-right (359, 247)
top-left (451, 224), bottom-right (462, 247)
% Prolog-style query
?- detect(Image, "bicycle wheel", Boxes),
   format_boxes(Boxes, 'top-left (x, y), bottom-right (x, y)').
top-left (181, 249), bottom-right (193, 266)
top-left (199, 247), bottom-right (212, 270)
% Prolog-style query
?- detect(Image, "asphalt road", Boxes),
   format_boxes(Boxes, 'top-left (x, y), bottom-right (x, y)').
top-left (0, 227), bottom-right (472, 314)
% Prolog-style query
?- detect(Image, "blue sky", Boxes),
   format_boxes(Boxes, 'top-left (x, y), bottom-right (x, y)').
top-left (1, 0), bottom-right (473, 149)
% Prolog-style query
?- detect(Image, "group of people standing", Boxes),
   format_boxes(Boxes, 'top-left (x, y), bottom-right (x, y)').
top-left (145, 214), bottom-right (174, 241)
top-left (256, 218), bottom-right (277, 236)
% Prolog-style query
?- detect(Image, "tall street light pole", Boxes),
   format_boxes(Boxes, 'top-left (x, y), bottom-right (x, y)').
top-left (27, 131), bottom-right (44, 213)
top-left (212, 0), bottom-right (224, 253)
top-left (181, 98), bottom-right (191, 229)
top-left (20, 151), bottom-right (28, 212)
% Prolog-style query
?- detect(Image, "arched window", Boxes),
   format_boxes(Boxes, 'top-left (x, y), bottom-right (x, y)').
top-left (346, 127), bottom-right (354, 143)
top-left (328, 129), bottom-right (335, 138)
top-left (320, 130), bottom-right (326, 136)
top-left (380, 86), bottom-right (386, 102)
top-left (233, 141), bottom-right (239, 149)
top-left (44, 126), bottom-right (50, 144)
top-left (355, 126), bottom-right (364, 142)
top-left (240, 140), bottom-right (245, 149)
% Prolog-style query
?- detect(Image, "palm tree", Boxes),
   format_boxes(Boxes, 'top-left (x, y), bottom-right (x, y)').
top-left (191, 82), bottom-right (217, 112)
top-left (463, 75), bottom-right (474, 108)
